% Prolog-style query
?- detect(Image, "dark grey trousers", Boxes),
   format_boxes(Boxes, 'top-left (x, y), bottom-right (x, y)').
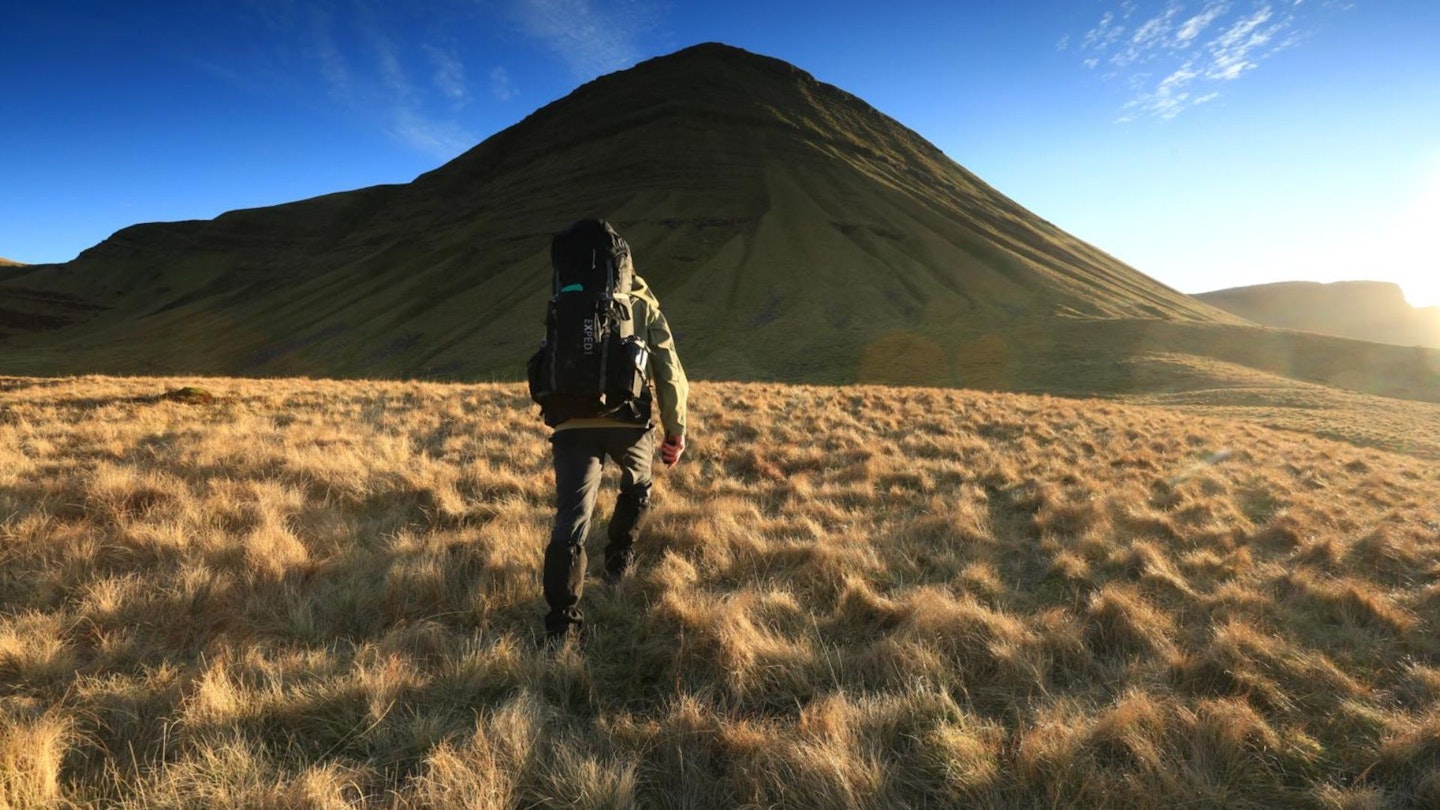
top-left (544, 426), bottom-right (654, 634)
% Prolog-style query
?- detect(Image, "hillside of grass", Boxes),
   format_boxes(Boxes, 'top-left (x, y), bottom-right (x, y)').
top-left (0, 43), bottom-right (1238, 383)
top-left (1195, 281), bottom-right (1440, 350)
top-left (4, 376), bottom-right (1440, 808)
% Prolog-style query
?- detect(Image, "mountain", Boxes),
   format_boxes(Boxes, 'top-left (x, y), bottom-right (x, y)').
top-left (0, 257), bottom-right (23, 266)
top-left (1195, 281), bottom-right (1440, 349)
top-left (2, 43), bottom-right (1438, 404)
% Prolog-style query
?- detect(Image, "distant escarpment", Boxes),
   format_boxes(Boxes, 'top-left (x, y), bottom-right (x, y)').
top-left (1195, 281), bottom-right (1440, 349)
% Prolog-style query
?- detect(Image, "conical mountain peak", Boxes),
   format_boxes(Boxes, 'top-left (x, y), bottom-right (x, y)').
top-left (1, 42), bottom-right (1247, 386)
top-left (424, 40), bottom-right (922, 191)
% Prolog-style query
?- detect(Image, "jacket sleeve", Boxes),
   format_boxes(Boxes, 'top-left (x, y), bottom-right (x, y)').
top-left (646, 305), bottom-right (688, 438)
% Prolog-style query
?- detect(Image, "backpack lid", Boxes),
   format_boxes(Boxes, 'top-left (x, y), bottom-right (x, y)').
top-left (551, 219), bottom-right (633, 296)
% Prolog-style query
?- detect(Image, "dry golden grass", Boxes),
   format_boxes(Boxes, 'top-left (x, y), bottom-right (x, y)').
top-left (1117, 352), bottom-right (1440, 461)
top-left (4, 375), bottom-right (1440, 808)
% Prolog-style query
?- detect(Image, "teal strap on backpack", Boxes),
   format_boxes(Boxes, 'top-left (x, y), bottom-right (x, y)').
top-left (559, 283), bottom-right (583, 293)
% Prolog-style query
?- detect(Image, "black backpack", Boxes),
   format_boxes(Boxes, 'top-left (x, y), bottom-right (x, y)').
top-left (527, 219), bottom-right (650, 426)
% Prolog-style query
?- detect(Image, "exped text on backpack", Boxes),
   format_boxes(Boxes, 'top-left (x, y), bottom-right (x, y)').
top-left (528, 219), bottom-right (650, 426)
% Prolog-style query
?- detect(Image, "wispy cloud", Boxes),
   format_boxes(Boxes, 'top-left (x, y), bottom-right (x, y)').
top-left (183, 1), bottom-right (481, 160)
top-left (1175, 2), bottom-right (1229, 45)
top-left (354, 7), bottom-right (477, 157)
top-left (490, 66), bottom-right (518, 101)
top-left (315, 3), bottom-right (477, 158)
top-left (389, 108), bottom-right (477, 157)
top-left (1069, 0), bottom-right (1353, 120)
top-left (362, 21), bottom-right (410, 100)
top-left (509, 0), bottom-right (655, 78)
top-left (1206, 6), bottom-right (1276, 80)
top-left (309, 5), bottom-right (354, 103)
top-left (424, 44), bottom-right (470, 103)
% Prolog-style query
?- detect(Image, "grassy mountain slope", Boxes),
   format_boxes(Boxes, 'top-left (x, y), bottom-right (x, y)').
top-left (1196, 280), bottom-right (1440, 349)
top-left (3, 375), bottom-right (1440, 807)
top-left (0, 43), bottom-right (1243, 386)
top-left (7, 45), bottom-right (1437, 407)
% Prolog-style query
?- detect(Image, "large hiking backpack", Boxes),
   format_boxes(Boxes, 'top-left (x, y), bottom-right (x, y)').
top-left (527, 219), bottom-right (650, 426)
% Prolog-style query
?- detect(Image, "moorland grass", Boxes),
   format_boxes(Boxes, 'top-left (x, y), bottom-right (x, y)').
top-left (2, 375), bottom-right (1440, 808)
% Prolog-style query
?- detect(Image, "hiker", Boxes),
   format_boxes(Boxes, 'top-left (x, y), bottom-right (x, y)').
top-left (527, 218), bottom-right (688, 642)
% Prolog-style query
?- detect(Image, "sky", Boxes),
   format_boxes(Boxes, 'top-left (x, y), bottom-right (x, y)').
top-left (3, 0), bottom-right (1438, 306)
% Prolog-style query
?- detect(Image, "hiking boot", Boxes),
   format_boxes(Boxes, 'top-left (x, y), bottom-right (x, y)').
top-left (544, 608), bottom-right (582, 646)
top-left (603, 548), bottom-right (634, 585)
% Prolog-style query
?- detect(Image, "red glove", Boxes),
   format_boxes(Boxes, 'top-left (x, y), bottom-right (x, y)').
top-left (660, 434), bottom-right (686, 467)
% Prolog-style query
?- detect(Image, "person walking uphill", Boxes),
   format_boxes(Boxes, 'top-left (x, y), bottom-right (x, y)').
top-left (527, 218), bottom-right (688, 643)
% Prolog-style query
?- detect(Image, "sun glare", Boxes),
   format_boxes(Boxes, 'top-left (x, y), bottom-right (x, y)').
top-left (1346, 154), bottom-right (1440, 310)
top-left (1401, 279), bottom-right (1440, 311)
top-left (1396, 156), bottom-right (1440, 308)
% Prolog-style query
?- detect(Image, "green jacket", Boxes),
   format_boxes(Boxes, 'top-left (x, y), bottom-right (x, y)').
top-left (554, 274), bottom-right (688, 438)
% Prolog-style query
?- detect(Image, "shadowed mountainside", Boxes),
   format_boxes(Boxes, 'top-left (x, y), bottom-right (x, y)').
top-left (1196, 281), bottom-right (1440, 349)
top-left (2, 43), bottom-right (1438, 405)
top-left (0, 45), bottom-right (1211, 375)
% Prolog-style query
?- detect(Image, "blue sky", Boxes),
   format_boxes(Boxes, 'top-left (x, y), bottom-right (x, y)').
top-left (4, 1), bottom-right (1438, 305)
